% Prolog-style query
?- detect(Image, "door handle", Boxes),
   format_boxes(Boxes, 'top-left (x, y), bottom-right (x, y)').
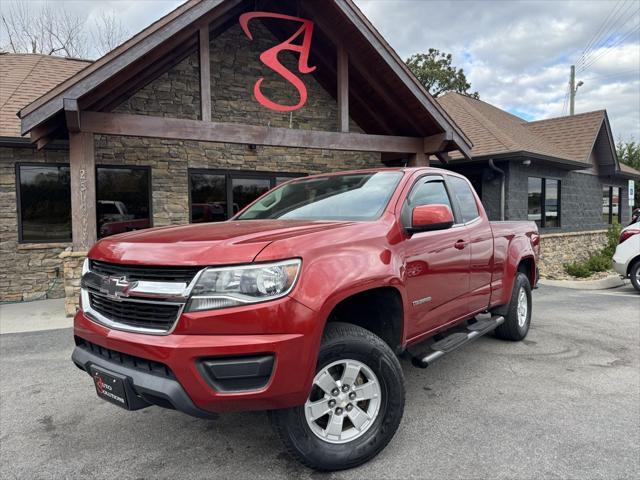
top-left (454, 239), bottom-right (468, 250)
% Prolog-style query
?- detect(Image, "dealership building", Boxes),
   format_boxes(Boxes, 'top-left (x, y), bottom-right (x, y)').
top-left (1, 0), bottom-right (638, 312)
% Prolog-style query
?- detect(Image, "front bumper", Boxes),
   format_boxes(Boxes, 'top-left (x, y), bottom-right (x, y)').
top-left (73, 296), bottom-right (321, 415)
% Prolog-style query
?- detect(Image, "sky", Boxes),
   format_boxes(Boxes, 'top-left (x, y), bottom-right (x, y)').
top-left (2, 0), bottom-right (639, 140)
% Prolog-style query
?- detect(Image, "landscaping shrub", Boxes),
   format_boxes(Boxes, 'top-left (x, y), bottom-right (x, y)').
top-left (563, 223), bottom-right (622, 278)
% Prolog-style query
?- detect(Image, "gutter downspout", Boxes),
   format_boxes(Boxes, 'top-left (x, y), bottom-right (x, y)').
top-left (488, 159), bottom-right (505, 221)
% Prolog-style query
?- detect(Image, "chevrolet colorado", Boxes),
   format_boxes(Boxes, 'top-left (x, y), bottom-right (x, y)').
top-left (72, 168), bottom-right (539, 471)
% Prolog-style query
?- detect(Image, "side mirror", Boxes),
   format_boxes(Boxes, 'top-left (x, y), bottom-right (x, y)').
top-left (409, 204), bottom-right (454, 233)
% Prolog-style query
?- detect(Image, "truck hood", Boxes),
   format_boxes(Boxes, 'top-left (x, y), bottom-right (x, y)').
top-left (88, 220), bottom-right (353, 266)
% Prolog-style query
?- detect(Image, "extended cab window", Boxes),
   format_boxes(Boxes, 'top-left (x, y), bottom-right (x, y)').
top-left (448, 175), bottom-right (479, 223)
top-left (401, 177), bottom-right (452, 227)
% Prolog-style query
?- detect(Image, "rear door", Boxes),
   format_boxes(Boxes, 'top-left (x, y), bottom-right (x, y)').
top-left (400, 175), bottom-right (471, 339)
top-left (446, 175), bottom-right (494, 312)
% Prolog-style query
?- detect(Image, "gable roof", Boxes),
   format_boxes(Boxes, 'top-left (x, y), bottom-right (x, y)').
top-left (17, 0), bottom-right (471, 157)
top-left (438, 92), bottom-right (584, 164)
top-left (526, 110), bottom-right (608, 164)
top-left (0, 53), bottom-right (90, 137)
top-left (437, 92), bottom-right (626, 176)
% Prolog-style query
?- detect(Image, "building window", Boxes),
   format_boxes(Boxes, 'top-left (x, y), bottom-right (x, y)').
top-left (528, 177), bottom-right (561, 228)
top-left (96, 166), bottom-right (151, 238)
top-left (16, 164), bottom-right (71, 243)
top-left (603, 186), bottom-right (622, 224)
top-left (189, 170), bottom-right (302, 223)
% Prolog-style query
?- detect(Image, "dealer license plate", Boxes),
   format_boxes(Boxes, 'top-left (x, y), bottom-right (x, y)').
top-left (90, 366), bottom-right (130, 410)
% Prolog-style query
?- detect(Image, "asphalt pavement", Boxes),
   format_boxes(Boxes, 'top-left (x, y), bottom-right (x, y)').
top-left (1, 285), bottom-right (638, 479)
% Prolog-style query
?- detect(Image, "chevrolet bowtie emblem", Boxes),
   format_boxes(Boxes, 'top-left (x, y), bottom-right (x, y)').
top-left (100, 276), bottom-right (138, 300)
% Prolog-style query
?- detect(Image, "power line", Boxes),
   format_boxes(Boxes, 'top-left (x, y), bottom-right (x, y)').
top-left (580, 68), bottom-right (640, 81)
top-left (577, 0), bottom-right (627, 67)
top-left (578, 4), bottom-right (640, 70)
top-left (577, 0), bottom-right (636, 68)
top-left (579, 21), bottom-right (640, 72)
top-left (560, 83), bottom-right (570, 116)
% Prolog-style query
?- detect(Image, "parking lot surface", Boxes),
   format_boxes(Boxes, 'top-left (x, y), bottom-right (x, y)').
top-left (1, 285), bottom-right (638, 479)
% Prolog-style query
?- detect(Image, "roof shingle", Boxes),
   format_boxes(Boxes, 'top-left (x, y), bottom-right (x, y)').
top-left (0, 53), bottom-right (90, 137)
top-left (437, 92), bottom-right (610, 167)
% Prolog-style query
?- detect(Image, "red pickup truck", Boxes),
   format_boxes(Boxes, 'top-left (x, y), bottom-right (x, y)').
top-left (73, 168), bottom-right (539, 471)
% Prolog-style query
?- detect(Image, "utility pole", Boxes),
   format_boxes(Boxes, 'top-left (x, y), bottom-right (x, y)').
top-left (569, 65), bottom-right (576, 116)
top-left (569, 65), bottom-right (584, 116)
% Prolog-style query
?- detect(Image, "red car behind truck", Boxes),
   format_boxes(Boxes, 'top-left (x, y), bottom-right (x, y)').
top-left (73, 168), bottom-right (539, 471)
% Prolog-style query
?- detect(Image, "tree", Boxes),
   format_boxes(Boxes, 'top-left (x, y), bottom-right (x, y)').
top-left (617, 138), bottom-right (640, 208)
top-left (406, 48), bottom-right (479, 99)
top-left (1, 1), bottom-right (128, 59)
top-left (91, 10), bottom-right (129, 57)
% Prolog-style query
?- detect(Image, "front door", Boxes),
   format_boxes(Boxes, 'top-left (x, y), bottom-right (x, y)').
top-left (400, 175), bottom-right (471, 339)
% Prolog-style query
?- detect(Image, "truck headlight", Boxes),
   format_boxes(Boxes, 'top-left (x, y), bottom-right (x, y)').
top-left (186, 259), bottom-right (301, 312)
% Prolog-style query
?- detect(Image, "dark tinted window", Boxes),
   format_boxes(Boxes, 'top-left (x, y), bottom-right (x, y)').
top-left (529, 177), bottom-right (560, 228)
top-left (545, 179), bottom-right (559, 228)
top-left (448, 175), bottom-right (479, 223)
top-left (528, 177), bottom-right (542, 225)
top-left (96, 167), bottom-right (151, 238)
top-left (17, 164), bottom-right (71, 242)
top-left (190, 173), bottom-right (227, 223)
top-left (232, 177), bottom-right (271, 212)
top-left (603, 186), bottom-right (622, 224)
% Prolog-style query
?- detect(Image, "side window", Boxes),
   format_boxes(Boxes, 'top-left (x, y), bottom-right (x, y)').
top-left (401, 177), bottom-right (453, 226)
top-left (448, 176), bottom-right (479, 223)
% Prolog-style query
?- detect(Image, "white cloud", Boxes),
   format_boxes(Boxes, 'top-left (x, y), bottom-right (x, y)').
top-left (355, 0), bottom-right (640, 140)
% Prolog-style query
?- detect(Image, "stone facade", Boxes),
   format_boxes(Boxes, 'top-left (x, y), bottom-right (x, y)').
top-left (97, 21), bottom-right (380, 229)
top-left (59, 249), bottom-right (87, 315)
top-left (114, 52), bottom-right (201, 120)
top-left (538, 229), bottom-right (609, 279)
top-left (0, 145), bottom-right (70, 301)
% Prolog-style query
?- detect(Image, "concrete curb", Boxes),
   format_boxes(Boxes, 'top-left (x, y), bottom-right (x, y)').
top-left (539, 275), bottom-right (627, 290)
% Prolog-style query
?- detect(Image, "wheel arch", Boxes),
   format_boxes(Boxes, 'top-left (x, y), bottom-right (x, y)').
top-left (322, 285), bottom-right (405, 353)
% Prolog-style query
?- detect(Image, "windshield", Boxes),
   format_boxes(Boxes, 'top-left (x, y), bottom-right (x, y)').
top-left (237, 171), bottom-right (403, 221)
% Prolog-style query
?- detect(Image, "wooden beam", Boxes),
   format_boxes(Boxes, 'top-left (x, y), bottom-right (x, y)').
top-left (301, 2), bottom-right (425, 136)
top-left (337, 45), bottom-right (349, 133)
top-left (435, 152), bottom-right (452, 164)
top-left (64, 98), bottom-right (81, 133)
top-left (81, 111), bottom-right (425, 154)
top-left (408, 151), bottom-right (428, 167)
top-left (20, 0), bottom-right (245, 135)
top-left (199, 26), bottom-right (212, 122)
top-left (69, 132), bottom-right (97, 250)
top-left (423, 133), bottom-right (451, 154)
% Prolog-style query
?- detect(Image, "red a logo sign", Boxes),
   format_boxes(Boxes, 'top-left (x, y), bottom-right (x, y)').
top-left (239, 12), bottom-right (316, 112)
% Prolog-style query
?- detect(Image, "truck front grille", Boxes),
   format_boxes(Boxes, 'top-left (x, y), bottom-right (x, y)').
top-left (88, 293), bottom-right (182, 332)
top-left (90, 260), bottom-right (200, 284)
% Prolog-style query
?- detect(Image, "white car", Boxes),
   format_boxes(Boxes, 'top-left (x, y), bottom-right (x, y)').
top-left (613, 221), bottom-right (640, 292)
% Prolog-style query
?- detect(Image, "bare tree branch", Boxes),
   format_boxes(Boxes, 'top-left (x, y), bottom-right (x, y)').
top-left (0, 0), bottom-right (96, 58)
top-left (91, 10), bottom-right (129, 56)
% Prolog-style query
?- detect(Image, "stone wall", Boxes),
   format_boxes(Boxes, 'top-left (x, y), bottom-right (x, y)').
top-left (60, 249), bottom-right (86, 316)
top-left (0, 145), bottom-right (69, 301)
top-left (114, 51), bottom-right (201, 120)
top-left (100, 20), bottom-right (381, 228)
top-left (538, 229), bottom-right (608, 279)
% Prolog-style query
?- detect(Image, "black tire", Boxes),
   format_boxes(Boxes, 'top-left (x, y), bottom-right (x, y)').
top-left (270, 322), bottom-right (405, 471)
top-left (494, 272), bottom-right (532, 341)
top-left (630, 260), bottom-right (640, 293)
